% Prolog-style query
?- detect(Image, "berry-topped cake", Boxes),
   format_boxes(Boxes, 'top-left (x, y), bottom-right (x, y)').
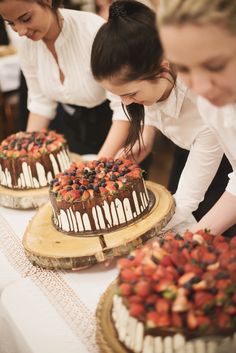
top-left (111, 230), bottom-right (236, 353)
top-left (0, 130), bottom-right (70, 189)
top-left (49, 158), bottom-right (150, 235)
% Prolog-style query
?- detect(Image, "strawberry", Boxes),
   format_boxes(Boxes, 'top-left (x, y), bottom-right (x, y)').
top-left (178, 272), bottom-right (197, 286)
top-left (184, 263), bottom-right (203, 276)
top-left (135, 280), bottom-right (151, 298)
top-left (120, 268), bottom-right (139, 282)
top-left (147, 312), bottom-right (170, 328)
top-left (117, 258), bottom-right (134, 269)
top-left (118, 283), bottom-right (132, 296)
top-left (217, 313), bottom-right (231, 328)
top-left (129, 295), bottom-right (143, 304)
top-left (159, 255), bottom-right (173, 267)
top-left (81, 190), bottom-right (90, 201)
top-left (171, 313), bottom-right (182, 328)
top-left (145, 294), bottom-right (159, 305)
top-left (69, 189), bottom-right (81, 201)
top-left (129, 303), bottom-right (145, 318)
top-left (187, 310), bottom-right (198, 330)
top-left (155, 298), bottom-right (171, 313)
top-left (183, 231), bottom-right (194, 242)
top-left (196, 315), bottom-right (211, 329)
top-left (194, 292), bottom-right (215, 310)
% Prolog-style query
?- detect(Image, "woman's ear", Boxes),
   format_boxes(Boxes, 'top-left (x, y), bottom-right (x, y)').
top-left (160, 59), bottom-right (170, 69)
top-left (45, 0), bottom-right (52, 7)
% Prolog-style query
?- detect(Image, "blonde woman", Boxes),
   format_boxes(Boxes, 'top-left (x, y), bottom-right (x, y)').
top-left (157, 0), bottom-right (236, 235)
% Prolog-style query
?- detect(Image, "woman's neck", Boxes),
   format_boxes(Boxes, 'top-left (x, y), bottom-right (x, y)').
top-left (43, 11), bottom-right (63, 45)
top-left (159, 79), bottom-right (175, 102)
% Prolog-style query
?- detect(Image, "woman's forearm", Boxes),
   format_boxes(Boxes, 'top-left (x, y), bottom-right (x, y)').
top-left (98, 120), bottom-right (130, 158)
top-left (191, 191), bottom-right (236, 234)
top-left (26, 112), bottom-right (51, 131)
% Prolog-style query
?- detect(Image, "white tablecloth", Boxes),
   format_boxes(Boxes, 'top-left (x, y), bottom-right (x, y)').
top-left (0, 205), bottom-right (118, 353)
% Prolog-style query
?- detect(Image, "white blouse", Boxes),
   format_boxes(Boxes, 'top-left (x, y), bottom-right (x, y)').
top-left (18, 9), bottom-right (106, 119)
top-left (110, 79), bottom-right (224, 229)
top-left (198, 97), bottom-right (236, 197)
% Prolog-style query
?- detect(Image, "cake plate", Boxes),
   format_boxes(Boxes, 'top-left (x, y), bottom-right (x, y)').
top-left (23, 181), bottom-right (175, 269)
top-left (0, 152), bottom-right (81, 209)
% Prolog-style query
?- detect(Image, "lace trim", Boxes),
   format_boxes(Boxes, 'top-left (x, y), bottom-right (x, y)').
top-left (0, 213), bottom-right (98, 353)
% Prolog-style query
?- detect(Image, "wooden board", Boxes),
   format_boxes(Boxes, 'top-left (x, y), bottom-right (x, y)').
top-left (96, 281), bottom-right (128, 353)
top-left (0, 184), bottom-right (49, 210)
top-left (23, 181), bottom-right (175, 269)
top-left (0, 152), bottom-right (81, 209)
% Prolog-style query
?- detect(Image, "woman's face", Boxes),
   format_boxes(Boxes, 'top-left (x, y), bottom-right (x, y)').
top-left (159, 23), bottom-right (236, 106)
top-left (0, 0), bottom-right (54, 41)
top-left (100, 76), bottom-right (172, 106)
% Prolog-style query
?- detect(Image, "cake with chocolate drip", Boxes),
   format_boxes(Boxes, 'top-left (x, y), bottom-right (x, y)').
top-left (112, 230), bottom-right (236, 353)
top-left (0, 130), bottom-right (70, 189)
top-left (49, 158), bottom-right (150, 235)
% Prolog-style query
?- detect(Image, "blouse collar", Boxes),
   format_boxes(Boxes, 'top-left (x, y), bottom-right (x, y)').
top-left (155, 78), bottom-right (188, 119)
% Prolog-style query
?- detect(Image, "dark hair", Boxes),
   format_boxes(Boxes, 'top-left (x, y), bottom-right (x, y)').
top-left (91, 0), bottom-right (174, 157)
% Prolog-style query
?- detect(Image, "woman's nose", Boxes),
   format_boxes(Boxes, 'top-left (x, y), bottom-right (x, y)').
top-left (14, 23), bottom-right (28, 37)
top-left (189, 71), bottom-right (214, 97)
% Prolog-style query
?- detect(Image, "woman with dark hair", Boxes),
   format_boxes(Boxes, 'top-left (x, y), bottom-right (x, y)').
top-left (0, 0), bottom-right (113, 155)
top-left (91, 0), bottom-right (231, 232)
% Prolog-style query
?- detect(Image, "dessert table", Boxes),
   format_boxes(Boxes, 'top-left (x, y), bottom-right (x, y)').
top-left (0, 204), bottom-right (118, 353)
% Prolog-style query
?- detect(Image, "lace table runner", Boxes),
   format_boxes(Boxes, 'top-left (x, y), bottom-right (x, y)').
top-left (0, 213), bottom-right (99, 353)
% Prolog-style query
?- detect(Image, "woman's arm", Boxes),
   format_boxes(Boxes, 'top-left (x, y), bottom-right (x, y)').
top-left (26, 112), bottom-right (51, 131)
top-left (191, 190), bottom-right (236, 235)
top-left (165, 127), bottom-right (224, 230)
top-left (98, 121), bottom-right (156, 162)
top-left (97, 120), bottom-right (130, 158)
top-left (115, 125), bottom-right (156, 163)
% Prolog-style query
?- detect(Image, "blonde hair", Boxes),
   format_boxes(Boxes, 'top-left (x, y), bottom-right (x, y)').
top-left (158, 0), bottom-right (236, 34)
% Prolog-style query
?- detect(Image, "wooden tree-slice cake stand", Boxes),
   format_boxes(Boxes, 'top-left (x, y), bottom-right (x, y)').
top-left (0, 152), bottom-right (81, 209)
top-left (96, 280), bottom-right (128, 353)
top-left (23, 181), bottom-right (175, 270)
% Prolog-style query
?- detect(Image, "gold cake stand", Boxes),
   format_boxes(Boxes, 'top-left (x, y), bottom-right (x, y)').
top-left (0, 152), bottom-right (81, 209)
top-left (23, 181), bottom-right (175, 269)
top-left (96, 280), bottom-right (128, 353)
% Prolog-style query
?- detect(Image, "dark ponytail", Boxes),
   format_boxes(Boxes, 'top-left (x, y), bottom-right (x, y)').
top-left (91, 0), bottom-right (173, 156)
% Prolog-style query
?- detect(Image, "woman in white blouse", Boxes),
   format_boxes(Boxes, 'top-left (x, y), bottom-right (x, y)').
top-left (158, 0), bottom-right (236, 234)
top-left (91, 0), bottom-right (228, 231)
top-left (0, 0), bottom-right (114, 155)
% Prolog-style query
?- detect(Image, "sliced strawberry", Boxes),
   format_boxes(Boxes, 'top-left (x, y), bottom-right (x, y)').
top-left (194, 292), bottom-right (215, 310)
top-left (187, 310), bottom-right (198, 330)
top-left (81, 190), bottom-right (90, 201)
